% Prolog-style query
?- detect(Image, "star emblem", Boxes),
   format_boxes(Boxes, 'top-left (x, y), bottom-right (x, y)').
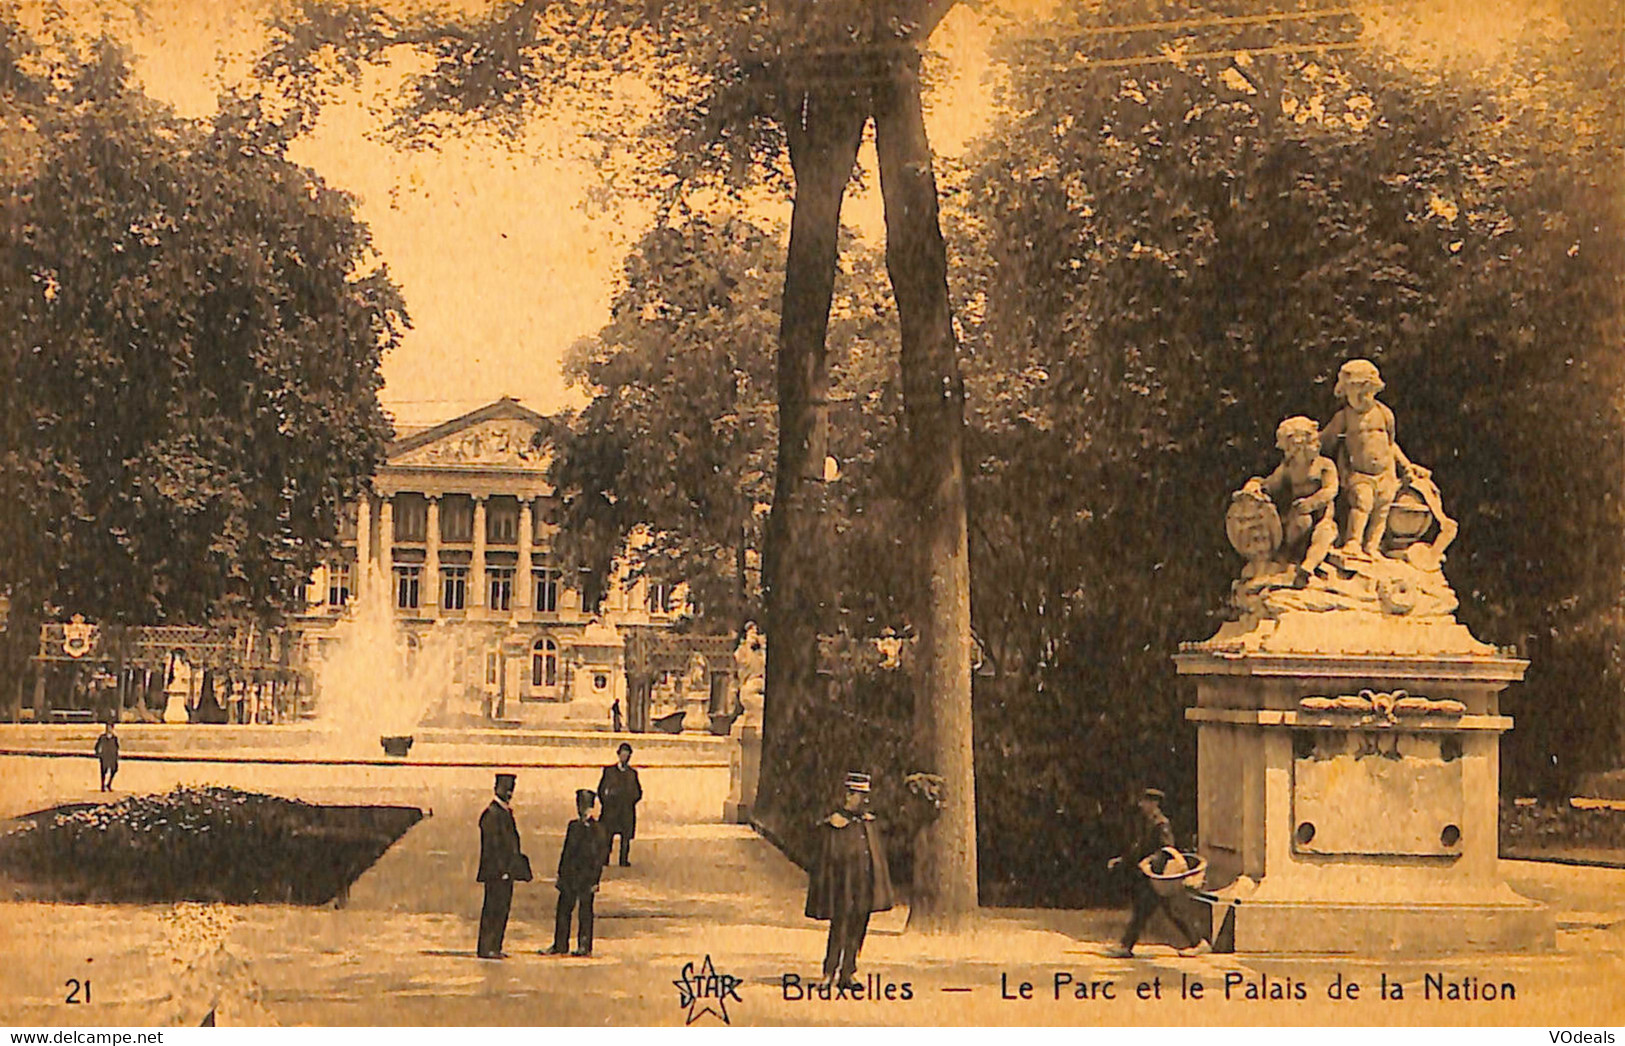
top-left (674, 954), bottom-right (742, 1025)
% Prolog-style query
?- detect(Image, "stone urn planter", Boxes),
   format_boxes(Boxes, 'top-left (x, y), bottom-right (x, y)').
top-left (379, 735), bottom-right (414, 758)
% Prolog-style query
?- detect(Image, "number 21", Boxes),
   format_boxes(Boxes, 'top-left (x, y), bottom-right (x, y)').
top-left (64, 978), bottom-right (90, 1004)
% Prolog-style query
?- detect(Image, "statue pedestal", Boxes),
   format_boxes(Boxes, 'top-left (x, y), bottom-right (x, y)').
top-left (1175, 632), bottom-right (1552, 954)
top-left (162, 692), bottom-right (189, 724)
top-left (723, 724), bottom-right (761, 824)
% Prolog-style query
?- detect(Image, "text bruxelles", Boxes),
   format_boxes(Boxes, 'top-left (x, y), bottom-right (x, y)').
top-left (781, 973), bottom-right (914, 1001)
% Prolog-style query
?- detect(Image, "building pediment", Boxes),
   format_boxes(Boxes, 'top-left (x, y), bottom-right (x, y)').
top-left (388, 398), bottom-right (551, 471)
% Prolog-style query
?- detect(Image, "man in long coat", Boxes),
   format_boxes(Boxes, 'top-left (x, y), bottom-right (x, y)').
top-left (1105, 787), bottom-right (1207, 958)
top-left (805, 772), bottom-right (894, 990)
top-left (549, 788), bottom-right (608, 956)
top-left (476, 773), bottom-right (530, 958)
top-left (597, 742), bottom-right (642, 867)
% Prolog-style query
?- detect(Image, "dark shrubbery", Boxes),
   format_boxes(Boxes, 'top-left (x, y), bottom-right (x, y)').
top-left (0, 785), bottom-right (423, 904)
top-left (753, 659), bottom-right (920, 887)
top-left (757, 657), bottom-right (1173, 909)
top-left (1501, 800), bottom-right (1625, 857)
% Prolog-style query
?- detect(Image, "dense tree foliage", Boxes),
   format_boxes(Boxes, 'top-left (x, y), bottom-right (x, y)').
top-left (0, 24), bottom-right (404, 633)
top-left (545, 214), bottom-right (907, 635)
top-left (955, 0), bottom-right (1623, 899)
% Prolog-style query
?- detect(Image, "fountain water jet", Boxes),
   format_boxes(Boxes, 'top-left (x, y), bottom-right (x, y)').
top-left (311, 565), bottom-right (459, 755)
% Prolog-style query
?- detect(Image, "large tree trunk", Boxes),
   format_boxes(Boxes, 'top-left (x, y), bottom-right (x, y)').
top-left (757, 86), bottom-right (869, 826)
top-left (873, 50), bottom-right (978, 930)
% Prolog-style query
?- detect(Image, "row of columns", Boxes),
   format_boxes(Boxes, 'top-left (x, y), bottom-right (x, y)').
top-left (351, 493), bottom-right (545, 614)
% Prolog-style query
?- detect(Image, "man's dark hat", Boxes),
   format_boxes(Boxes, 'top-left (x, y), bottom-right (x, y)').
top-left (575, 788), bottom-right (597, 805)
top-left (617, 742), bottom-right (633, 755)
top-left (1142, 787), bottom-right (1165, 802)
top-left (494, 773), bottom-right (517, 787)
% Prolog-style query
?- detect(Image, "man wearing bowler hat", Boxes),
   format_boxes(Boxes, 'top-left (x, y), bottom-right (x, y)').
top-left (597, 742), bottom-right (642, 867)
top-left (476, 772), bottom-right (531, 959)
top-left (1105, 787), bottom-right (1208, 958)
top-left (805, 771), bottom-right (894, 990)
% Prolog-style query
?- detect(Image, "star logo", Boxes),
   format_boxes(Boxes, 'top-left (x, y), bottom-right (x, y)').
top-left (673, 954), bottom-right (742, 1025)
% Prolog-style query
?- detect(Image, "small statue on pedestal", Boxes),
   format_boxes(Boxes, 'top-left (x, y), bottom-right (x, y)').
top-left (1319, 359), bottom-right (1431, 559)
top-left (1223, 360), bottom-right (1461, 624)
top-left (1239, 416), bottom-right (1340, 589)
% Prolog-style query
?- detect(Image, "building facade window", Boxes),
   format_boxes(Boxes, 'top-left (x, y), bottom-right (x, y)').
top-left (486, 498), bottom-right (519, 545)
top-left (440, 495), bottom-right (474, 543)
top-left (533, 567), bottom-right (559, 613)
top-left (531, 637), bottom-right (558, 688)
top-left (393, 493), bottom-right (428, 542)
top-left (489, 567), bottom-right (515, 611)
top-left (646, 582), bottom-right (673, 615)
top-left (326, 560), bottom-right (352, 607)
top-left (441, 566), bottom-right (468, 610)
top-left (394, 565), bottom-right (421, 610)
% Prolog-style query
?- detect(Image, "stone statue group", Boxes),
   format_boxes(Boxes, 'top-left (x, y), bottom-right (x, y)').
top-left (1226, 359), bottom-right (1460, 619)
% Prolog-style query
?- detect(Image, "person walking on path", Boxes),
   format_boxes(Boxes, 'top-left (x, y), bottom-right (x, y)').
top-left (597, 743), bottom-right (642, 867)
top-left (476, 773), bottom-right (531, 959)
top-left (805, 772), bottom-right (894, 990)
top-left (548, 788), bottom-right (608, 957)
top-left (1105, 787), bottom-right (1209, 958)
top-left (93, 721), bottom-right (119, 792)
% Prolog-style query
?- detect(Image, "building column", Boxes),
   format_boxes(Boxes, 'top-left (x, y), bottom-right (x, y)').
top-left (355, 495), bottom-right (372, 597)
top-left (517, 498), bottom-right (534, 614)
top-left (378, 495), bottom-right (394, 605)
top-left (472, 496), bottom-right (488, 609)
top-left (425, 495), bottom-right (441, 612)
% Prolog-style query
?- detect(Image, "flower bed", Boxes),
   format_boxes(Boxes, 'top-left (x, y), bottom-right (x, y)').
top-left (0, 785), bottom-right (423, 904)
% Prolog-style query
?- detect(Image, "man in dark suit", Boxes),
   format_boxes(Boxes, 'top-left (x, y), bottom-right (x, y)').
top-left (597, 742), bottom-right (642, 867)
top-left (805, 772), bottom-right (894, 990)
top-left (548, 788), bottom-right (607, 957)
top-left (1105, 787), bottom-right (1208, 958)
top-left (93, 721), bottom-right (119, 792)
top-left (476, 772), bottom-right (530, 959)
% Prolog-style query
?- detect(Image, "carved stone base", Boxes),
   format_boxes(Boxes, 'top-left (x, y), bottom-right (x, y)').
top-left (1175, 639), bottom-right (1551, 955)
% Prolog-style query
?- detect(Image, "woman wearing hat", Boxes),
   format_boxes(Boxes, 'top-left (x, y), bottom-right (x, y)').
top-left (805, 772), bottom-right (895, 989)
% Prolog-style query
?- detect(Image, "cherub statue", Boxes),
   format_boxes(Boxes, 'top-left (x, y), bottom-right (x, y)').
top-left (1319, 359), bottom-right (1431, 558)
top-left (1241, 416), bottom-right (1340, 588)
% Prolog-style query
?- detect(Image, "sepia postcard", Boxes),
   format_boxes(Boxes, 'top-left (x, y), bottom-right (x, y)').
top-left (0, 0), bottom-right (1621, 1032)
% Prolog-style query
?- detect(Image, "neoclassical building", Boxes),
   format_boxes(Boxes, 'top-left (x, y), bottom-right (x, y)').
top-left (295, 397), bottom-right (685, 726)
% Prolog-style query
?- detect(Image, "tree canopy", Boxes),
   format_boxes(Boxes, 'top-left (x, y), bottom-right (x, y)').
top-left (545, 213), bottom-right (907, 635)
top-left (0, 23), bottom-right (405, 628)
